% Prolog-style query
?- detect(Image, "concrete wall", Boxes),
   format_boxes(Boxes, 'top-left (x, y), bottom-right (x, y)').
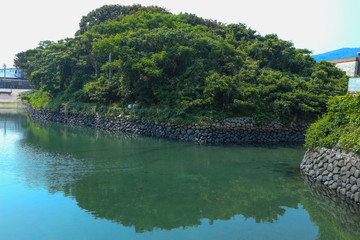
top-left (334, 61), bottom-right (358, 77)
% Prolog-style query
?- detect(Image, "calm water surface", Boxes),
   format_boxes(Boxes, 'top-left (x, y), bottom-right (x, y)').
top-left (1, 110), bottom-right (360, 240)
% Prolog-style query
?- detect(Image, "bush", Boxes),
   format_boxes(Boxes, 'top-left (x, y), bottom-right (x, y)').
top-left (305, 94), bottom-right (360, 153)
top-left (23, 90), bottom-right (51, 109)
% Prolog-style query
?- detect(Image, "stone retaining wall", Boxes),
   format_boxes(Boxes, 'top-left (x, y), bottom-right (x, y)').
top-left (301, 147), bottom-right (360, 204)
top-left (26, 106), bottom-right (306, 145)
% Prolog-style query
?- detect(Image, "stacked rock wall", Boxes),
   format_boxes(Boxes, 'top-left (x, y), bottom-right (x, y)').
top-left (26, 106), bottom-right (306, 145)
top-left (301, 147), bottom-right (360, 203)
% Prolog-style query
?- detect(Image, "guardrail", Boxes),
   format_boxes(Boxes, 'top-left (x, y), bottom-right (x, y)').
top-left (0, 79), bottom-right (32, 89)
top-left (0, 89), bottom-right (12, 95)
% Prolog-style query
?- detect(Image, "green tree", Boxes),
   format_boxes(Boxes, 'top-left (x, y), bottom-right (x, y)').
top-left (76, 4), bottom-right (169, 35)
top-left (17, 5), bottom-right (348, 124)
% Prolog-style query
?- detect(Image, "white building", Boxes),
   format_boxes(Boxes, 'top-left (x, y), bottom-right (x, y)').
top-left (329, 52), bottom-right (360, 77)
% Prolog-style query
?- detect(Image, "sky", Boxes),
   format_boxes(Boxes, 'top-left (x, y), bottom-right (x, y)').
top-left (1, 0), bottom-right (359, 67)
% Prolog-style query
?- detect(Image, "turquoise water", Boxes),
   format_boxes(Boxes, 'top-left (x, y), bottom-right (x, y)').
top-left (1, 110), bottom-right (360, 240)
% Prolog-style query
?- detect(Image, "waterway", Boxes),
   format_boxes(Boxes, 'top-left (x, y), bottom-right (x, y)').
top-left (1, 109), bottom-right (360, 240)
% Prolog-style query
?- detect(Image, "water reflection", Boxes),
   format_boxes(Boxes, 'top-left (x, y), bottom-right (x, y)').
top-left (302, 176), bottom-right (360, 240)
top-left (3, 113), bottom-right (360, 239)
top-left (0, 109), bottom-right (28, 132)
top-left (18, 120), bottom-right (306, 232)
top-left (63, 161), bottom-right (303, 232)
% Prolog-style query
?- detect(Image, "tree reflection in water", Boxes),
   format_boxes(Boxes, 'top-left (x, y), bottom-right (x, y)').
top-left (14, 118), bottom-right (360, 238)
top-left (302, 176), bottom-right (360, 240)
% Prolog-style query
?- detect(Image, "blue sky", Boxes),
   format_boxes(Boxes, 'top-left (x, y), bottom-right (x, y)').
top-left (1, 0), bottom-right (359, 67)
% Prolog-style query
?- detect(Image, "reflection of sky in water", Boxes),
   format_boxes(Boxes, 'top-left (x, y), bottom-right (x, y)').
top-left (0, 112), bottom-right (359, 239)
top-left (0, 124), bottom-right (22, 178)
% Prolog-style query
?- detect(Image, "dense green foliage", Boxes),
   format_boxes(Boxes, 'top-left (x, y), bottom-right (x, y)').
top-left (76, 4), bottom-right (169, 36)
top-left (21, 90), bottom-right (50, 109)
top-left (17, 4), bottom-right (348, 124)
top-left (305, 94), bottom-right (360, 153)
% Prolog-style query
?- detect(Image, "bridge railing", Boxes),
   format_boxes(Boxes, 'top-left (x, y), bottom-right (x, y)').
top-left (0, 79), bottom-right (32, 89)
top-left (0, 89), bottom-right (12, 95)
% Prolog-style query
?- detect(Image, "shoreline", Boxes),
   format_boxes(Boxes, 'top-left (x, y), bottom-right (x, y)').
top-left (301, 147), bottom-right (360, 204)
top-left (0, 89), bottom-right (30, 109)
top-left (25, 105), bottom-right (306, 145)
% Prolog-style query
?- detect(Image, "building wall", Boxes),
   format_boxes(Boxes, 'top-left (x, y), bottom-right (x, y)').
top-left (329, 54), bottom-right (360, 77)
top-left (334, 61), bottom-right (358, 77)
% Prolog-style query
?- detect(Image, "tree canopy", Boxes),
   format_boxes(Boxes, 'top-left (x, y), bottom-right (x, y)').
top-left (17, 4), bottom-right (348, 124)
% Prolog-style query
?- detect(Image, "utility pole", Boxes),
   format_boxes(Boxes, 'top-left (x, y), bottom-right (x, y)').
top-left (3, 64), bottom-right (6, 80)
top-left (3, 64), bottom-right (6, 88)
top-left (3, 64), bottom-right (12, 90)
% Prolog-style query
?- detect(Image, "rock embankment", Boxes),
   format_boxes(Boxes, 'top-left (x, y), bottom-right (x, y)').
top-left (301, 147), bottom-right (360, 203)
top-left (26, 106), bottom-right (306, 145)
